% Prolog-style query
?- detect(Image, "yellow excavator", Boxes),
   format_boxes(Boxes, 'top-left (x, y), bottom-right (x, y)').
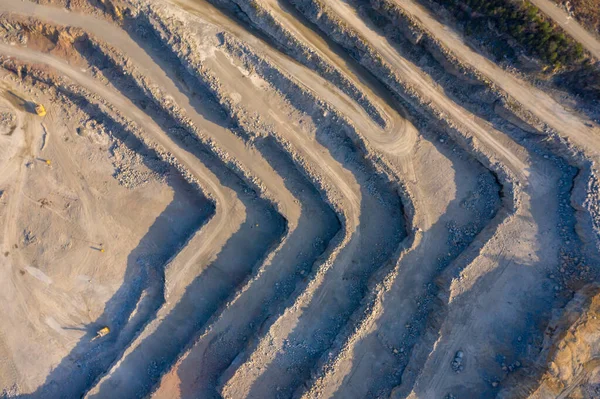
top-left (34, 103), bottom-right (46, 117)
top-left (91, 326), bottom-right (110, 341)
top-left (99, 0), bottom-right (123, 20)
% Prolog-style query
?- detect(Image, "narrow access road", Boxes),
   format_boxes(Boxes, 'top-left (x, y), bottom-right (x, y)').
top-left (530, 0), bottom-right (600, 59)
top-left (391, 0), bottom-right (600, 157)
top-left (173, 0), bottom-right (417, 155)
top-left (321, 0), bottom-right (530, 180)
top-left (0, 0), bottom-right (301, 227)
top-left (0, 42), bottom-right (246, 317)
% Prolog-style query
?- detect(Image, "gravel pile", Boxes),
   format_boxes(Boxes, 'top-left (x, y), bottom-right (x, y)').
top-left (0, 109), bottom-right (16, 134)
top-left (110, 141), bottom-right (163, 189)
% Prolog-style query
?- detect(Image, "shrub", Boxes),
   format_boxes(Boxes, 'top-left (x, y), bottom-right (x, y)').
top-left (430, 0), bottom-right (586, 67)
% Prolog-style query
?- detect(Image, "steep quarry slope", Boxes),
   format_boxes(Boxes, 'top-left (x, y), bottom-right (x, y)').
top-left (0, 64), bottom-right (218, 395)
top-left (256, 1), bottom-right (595, 398)
top-left (382, 0), bottom-right (600, 149)
top-left (0, 0), bottom-right (598, 398)
top-left (500, 284), bottom-right (600, 399)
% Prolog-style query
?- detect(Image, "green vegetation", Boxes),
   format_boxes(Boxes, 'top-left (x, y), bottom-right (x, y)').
top-left (433, 0), bottom-right (585, 67)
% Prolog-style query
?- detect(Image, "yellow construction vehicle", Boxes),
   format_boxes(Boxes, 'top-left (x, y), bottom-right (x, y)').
top-left (34, 104), bottom-right (46, 117)
top-left (113, 5), bottom-right (123, 20)
top-left (92, 326), bottom-right (110, 341)
top-left (99, 0), bottom-right (123, 21)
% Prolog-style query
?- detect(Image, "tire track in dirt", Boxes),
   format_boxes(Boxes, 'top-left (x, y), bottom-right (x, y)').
top-left (0, 95), bottom-right (30, 393)
top-left (0, 94), bottom-right (29, 256)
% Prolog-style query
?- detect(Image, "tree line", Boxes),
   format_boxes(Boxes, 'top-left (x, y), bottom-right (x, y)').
top-left (437, 0), bottom-right (585, 68)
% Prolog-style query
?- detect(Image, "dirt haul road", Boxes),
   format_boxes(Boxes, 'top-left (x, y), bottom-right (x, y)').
top-left (238, 0), bottom-right (594, 397)
top-left (1, 2), bottom-right (373, 397)
top-left (387, 0), bottom-right (600, 157)
top-left (155, 1), bottom-right (569, 398)
top-left (0, 0), bottom-right (599, 398)
top-left (311, 0), bottom-right (531, 179)
top-left (530, 0), bottom-right (600, 59)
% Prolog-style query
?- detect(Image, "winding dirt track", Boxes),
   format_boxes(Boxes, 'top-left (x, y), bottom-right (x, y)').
top-left (320, 0), bottom-right (532, 178)
top-left (388, 0), bottom-right (600, 157)
top-left (253, 2), bottom-right (561, 398)
top-left (174, 0), bottom-right (418, 156)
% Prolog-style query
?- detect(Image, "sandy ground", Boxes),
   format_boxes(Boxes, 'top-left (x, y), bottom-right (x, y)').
top-left (0, 0), bottom-right (598, 398)
top-left (0, 76), bottom-right (212, 394)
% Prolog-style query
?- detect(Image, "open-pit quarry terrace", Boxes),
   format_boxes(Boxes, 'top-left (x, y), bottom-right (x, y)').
top-left (0, 0), bottom-right (599, 398)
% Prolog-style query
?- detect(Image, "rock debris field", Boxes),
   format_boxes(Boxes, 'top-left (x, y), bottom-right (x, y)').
top-left (0, 0), bottom-right (599, 398)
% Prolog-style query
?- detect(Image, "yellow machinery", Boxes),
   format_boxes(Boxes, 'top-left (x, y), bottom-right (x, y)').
top-left (34, 104), bottom-right (46, 117)
top-left (100, 0), bottom-right (123, 20)
top-left (92, 326), bottom-right (110, 341)
top-left (113, 5), bottom-right (123, 20)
